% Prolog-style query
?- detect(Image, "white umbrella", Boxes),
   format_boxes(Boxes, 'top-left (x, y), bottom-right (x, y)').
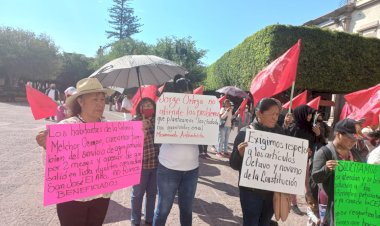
top-left (89, 55), bottom-right (188, 89)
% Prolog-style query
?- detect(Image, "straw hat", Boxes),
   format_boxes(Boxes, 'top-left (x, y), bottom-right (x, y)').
top-left (66, 78), bottom-right (114, 107)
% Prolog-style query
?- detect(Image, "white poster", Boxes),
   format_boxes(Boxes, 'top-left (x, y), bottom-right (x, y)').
top-left (239, 129), bottom-right (309, 195)
top-left (154, 92), bottom-right (220, 145)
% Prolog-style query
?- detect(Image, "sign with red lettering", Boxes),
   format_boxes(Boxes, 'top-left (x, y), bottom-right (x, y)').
top-left (239, 129), bottom-right (308, 195)
top-left (44, 121), bottom-right (143, 206)
top-left (154, 92), bottom-right (220, 145)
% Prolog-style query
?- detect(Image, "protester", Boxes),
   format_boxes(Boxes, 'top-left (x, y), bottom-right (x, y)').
top-left (153, 76), bottom-right (199, 226)
top-left (312, 118), bottom-right (366, 226)
top-left (56, 86), bottom-right (76, 122)
top-left (121, 91), bottom-right (134, 120)
top-left (236, 105), bottom-right (253, 131)
top-left (36, 78), bottom-right (114, 226)
top-left (131, 98), bottom-right (160, 226)
top-left (286, 105), bottom-right (324, 225)
top-left (230, 98), bottom-right (284, 226)
top-left (278, 112), bottom-right (302, 215)
top-left (316, 111), bottom-right (330, 145)
top-left (45, 83), bottom-right (62, 121)
top-left (367, 129), bottom-right (380, 164)
top-left (217, 99), bottom-right (236, 157)
top-left (198, 145), bottom-right (210, 158)
top-left (282, 112), bottom-right (294, 130)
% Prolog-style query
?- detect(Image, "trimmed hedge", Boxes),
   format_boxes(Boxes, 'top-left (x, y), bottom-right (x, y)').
top-left (205, 25), bottom-right (380, 93)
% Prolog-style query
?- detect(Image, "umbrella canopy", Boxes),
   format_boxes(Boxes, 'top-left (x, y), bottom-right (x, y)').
top-left (216, 86), bottom-right (250, 99)
top-left (89, 55), bottom-right (188, 88)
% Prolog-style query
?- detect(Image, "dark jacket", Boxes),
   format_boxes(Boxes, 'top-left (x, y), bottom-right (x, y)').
top-left (229, 119), bottom-right (284, 195)
top-left (312, 142), bottom-right (365, 226)
top-left (287, 105), bottom-right (324, 156)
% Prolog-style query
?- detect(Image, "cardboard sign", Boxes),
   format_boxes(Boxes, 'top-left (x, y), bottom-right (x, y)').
top-left (44, 121), bottom-right (144, 206)
top-left (334, 161), bottom-right (380, 226)
top-left (154, 93), bottom-right (220, 145)
top-left (239, 129), bottom-right (308, 195)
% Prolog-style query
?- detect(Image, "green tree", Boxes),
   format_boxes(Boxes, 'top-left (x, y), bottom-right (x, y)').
top-left (108, 38), bottom-right (153, 59)
top-left (154, 36), bottom-right (207, 85)
top-left (89, 38), bottom-right (153, 70)
top-left (0, 27), bottom-right (61, 86)
top-left (106, 0), bottom-right (142, 40)
top-left (56, 52), bottom-right (93, 89)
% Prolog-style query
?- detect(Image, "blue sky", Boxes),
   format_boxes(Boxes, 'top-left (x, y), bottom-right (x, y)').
top-left (1, 0), bottom-right (341, 65)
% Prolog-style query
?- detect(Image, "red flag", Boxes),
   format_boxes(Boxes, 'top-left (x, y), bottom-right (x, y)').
top-left (158, 84), bottom-right (166, 94)
top-left (345, 83), bottom-right (380, 109)
top-left (238, 98), bottom-right (249, 122)
top-left (193, 85), bottom-right (204, 95)
top-left (282, 90), bottom-right (307, 110)
top-left (307, 96), bottom-right (321, 110)
top-left (250, 40), bottom-right (301, 106)
top-left (348, 89), bottom-right (380, 128)
top-left (340, 103), bottom-right (355, 120)
top-left (25, 85), bottom-right (58, 120)
top-left (218, 95), bottom-right (227, 108)
top-left (130, 85), bottom-right (158, 116)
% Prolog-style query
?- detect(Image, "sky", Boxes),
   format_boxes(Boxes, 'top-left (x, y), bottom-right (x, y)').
top-left (1, 0), bottom-right (342, 65)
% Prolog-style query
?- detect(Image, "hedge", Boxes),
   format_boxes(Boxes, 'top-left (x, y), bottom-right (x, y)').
top-left (205, 25), bottom-right (380, 93)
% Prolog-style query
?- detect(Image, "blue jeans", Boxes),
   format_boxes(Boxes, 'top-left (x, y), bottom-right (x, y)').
top-left (153, 164), bottom-right (199, 226)
top-left (218, 126), bottom-right (231, 153)
top-left (239, 188), bottom-right (274, 226)
top-left (131, 168), bottom-right (158, 224)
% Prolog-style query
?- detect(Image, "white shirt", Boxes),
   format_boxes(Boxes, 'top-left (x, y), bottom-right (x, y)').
top-left (220, 107), bottom-right (233, 127)
top-left (47, 89), bottom-right (56, 101)
top-left (158, 144), bottom-right (199, 171)
top-left (121, 97), bottom-right (132, 120)
top-left (367, 146), bottom-right (380, 165)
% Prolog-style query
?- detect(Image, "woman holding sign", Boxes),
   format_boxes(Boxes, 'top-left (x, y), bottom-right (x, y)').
top-left (36, 78), bottom-right (114, 226)
top-left (153, 76), bottom-right (199, 226)
top-left (230, 98), bottom-right (284, 226)
top-left (131, 97), bottom-right (160, 226)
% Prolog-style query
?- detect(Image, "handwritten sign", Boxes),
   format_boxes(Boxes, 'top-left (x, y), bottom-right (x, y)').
top-left (154, 92), bottom-right (220, 145)
top-left (44, 121), bottom-right (144, 206)
top-left (334, 161), bottom-right (380, 226)
top-left (239, 129), bottom-right (308, 195)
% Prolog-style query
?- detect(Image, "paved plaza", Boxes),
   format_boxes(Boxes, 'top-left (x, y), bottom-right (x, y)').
top-left (0, 102), bottom-right (308, 226)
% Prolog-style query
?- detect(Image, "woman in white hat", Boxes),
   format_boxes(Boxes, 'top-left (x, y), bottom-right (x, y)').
top-left (36, 78), bottom-right (114, 226)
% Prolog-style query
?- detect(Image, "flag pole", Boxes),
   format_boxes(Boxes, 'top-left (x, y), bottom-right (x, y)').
top-left (288, 82), bottom-right (295, 113)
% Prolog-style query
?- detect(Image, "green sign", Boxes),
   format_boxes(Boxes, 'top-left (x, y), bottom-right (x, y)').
top-left (335, 161), bottom-right (380, 226)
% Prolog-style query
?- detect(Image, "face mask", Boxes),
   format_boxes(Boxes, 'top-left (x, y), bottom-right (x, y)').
top-left (142, 108), bottom-right (154, 118)
top-left (244, 109), bottom-right (248, 112)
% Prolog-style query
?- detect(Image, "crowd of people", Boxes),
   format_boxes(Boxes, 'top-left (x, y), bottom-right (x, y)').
top-left (35, 76), bottom-right (380, 226)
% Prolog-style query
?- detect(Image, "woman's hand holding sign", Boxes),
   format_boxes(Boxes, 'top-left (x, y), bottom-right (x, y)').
top-left (238, 142), bottom-right (248, 157)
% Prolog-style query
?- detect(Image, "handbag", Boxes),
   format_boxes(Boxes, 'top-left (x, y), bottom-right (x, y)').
top-left (273, 192), bottom-right (291, 222)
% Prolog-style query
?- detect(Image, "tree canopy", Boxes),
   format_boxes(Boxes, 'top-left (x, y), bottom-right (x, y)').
top-left (91, 36), bottom-right (207, 86)
top-left (106, 0), bottom-right (142, 40)
top-left (0, 27), bottom-right (61, 86)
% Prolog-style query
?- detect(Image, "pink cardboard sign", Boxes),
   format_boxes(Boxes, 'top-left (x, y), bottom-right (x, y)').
top-left (44, 121), bottom-right (144, 206)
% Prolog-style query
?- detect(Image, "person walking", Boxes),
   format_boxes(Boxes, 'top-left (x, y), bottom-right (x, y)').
top-left (45, 83), bottom-right (61, 121)
top-left (36, 78), bottom-right (114, 226)
top-left (230, 98), bottom-right (284, 226)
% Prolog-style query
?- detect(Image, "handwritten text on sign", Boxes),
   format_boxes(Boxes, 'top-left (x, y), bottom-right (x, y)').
top-left (334, 161), bottom-right (380, 226)
top-left (44, 121), bottom-right (144, 206)
top-left (239, 129), bottom-right (308, 195)
top-left (154, 93), bottom-right (220, 145)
